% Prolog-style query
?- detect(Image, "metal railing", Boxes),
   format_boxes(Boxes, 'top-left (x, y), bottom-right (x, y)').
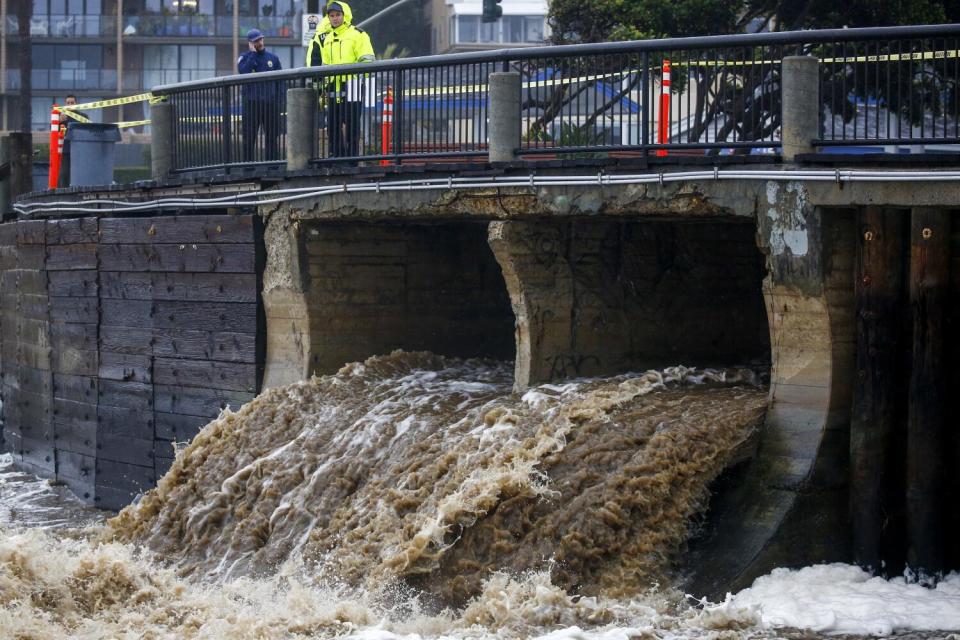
top-left (153, 23), bottom-right (960, 174)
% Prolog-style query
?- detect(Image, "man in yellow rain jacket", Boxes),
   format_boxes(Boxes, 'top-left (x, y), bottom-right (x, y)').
top-left (305, 1), bottom-right (375, 159)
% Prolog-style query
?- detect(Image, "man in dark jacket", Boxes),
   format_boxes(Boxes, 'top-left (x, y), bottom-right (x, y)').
top-left (237, 28), bottom-right (283, 161)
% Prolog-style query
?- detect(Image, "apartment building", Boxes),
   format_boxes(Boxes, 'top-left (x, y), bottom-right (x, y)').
top-left (0, 0), bottom-right (306, 132)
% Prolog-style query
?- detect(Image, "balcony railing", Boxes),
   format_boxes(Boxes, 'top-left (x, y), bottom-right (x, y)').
top-left (3, 14), bottom-right (300, 39)
top-left (152, 23), bottom-right (960, 174)
top-left (5, 14), bottom-right (117, 37)
top-left (6, 69), bottom-right (118, 91)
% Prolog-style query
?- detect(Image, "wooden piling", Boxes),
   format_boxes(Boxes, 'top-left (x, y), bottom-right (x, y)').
top-left (851, 206), bottom-right (904, 571)
top-left (906, 207), bottom-right (950, 576)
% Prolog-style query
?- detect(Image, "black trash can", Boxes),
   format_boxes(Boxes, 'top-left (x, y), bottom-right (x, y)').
top-left (65, 123), bottom-right (121, 187)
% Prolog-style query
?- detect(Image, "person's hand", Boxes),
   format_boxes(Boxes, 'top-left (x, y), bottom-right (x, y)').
top-left (248, 40), bottom-right (257, 52)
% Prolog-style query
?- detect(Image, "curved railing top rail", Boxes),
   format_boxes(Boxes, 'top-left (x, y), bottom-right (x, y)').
top-left (153, 22), bottom-right (960, 95)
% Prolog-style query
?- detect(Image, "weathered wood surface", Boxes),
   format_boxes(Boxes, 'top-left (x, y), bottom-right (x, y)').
top-left (99, 244), bottom-right (255, 273)
top-left (100, 272), bottom-right (257, 302)
top-left (99, 380), bottom-right (153, 410)
top-left (99, 326), bottom-right (153, 356)
top-left (98, 432), bottom-right (154, 467)
top-left (56, 449), bottom-right (95, 501)
top-left (98, 405), bottom-right (154, 438)
top-left (46, 243), bottom-right (97, 271)
top-left (54, 373), bottom-right (98, 404)
top-left (906, 207), bottom-right (950, 575)
top-left (154, 301), bottom-right (257, 333)
top-left (152, 329), bottom-right (256, 363)
top-left (49, 296), bottom-right (98, 324)
top-left (46, 218), bottom-right (98, 245)
top-left (54, 417), bottom-right (97, 457)
top-left (99, 353), bottom-right (152, 384)
top-left (155, 411), bottom-right (209, 442)
top-left (153, 357), bottom-right (256, 392)
top-left (48, 271), bottom-right (98, 297)
top-left (1, 214), bottom-right (262, 509)
top-left (154, 384), bottom-right (254, 418)
top-left (99, 215), bottom-right (254, 244)
top-left (850, 207), bottom-right (905, 571)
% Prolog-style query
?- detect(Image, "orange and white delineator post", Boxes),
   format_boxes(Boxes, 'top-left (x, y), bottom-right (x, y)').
top-left (656, 60), bottom-right (671, 157)
top-left (56, 126), bottom-right (66, 186)
top-left (48, 105), bottom-right (62, 189)
top-left (380, 85), bottom-right (394, 166)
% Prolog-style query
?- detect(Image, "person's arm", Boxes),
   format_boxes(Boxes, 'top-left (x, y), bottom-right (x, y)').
top-left (306, 33), bottom-right (323, 67)
top-left (237, 50), bottom-right (257, 74)
top-left (356, 29), bottom-right (375, 62)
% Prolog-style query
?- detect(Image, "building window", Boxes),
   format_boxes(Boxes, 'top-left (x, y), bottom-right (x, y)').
top-left (33, 44), bottom-right (106, 90)
top-left (143, 44), bottom-right (215, 87)
top-left (454, 14), bottom-right (545, 45)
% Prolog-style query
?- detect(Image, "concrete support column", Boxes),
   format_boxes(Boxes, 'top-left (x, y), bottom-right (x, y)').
top-left (685, 185), bottom-right (856, 598)
top-left (150, 101), bottom-right (175, 181)
top-left (286, 87), bottom-right (317, 171)
top-left (261, 213), bottom-right (312, 389)
top-left (488, 72), bottom-right (521, 163)
top-left (488, 220), bottom-right (575, 390)
top-left (781, 56), bottom-right (820, 161)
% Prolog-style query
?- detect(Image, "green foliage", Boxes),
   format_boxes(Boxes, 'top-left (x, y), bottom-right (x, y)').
top-left (549, 0), bottom-right (956, 44)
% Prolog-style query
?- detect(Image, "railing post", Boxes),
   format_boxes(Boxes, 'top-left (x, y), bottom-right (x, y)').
top-left (781, 55), bottom-right (819, 161)
top-left (286, 86), bottom-right (317, 171)
top-left (151, 100), bottom-right (175, 180)
top-left (392, 69), bottom-right (404, 159)
top-left (221, 86), bottom-right (233, 167)
top-left (488, 71), bottom-right (520, 163)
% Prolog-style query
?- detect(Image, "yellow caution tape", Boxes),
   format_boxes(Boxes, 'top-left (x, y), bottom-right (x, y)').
top-left (60, 110), bottom-right (92, 124)
top-left (58, 92), bottom-right (164, 113)
top-left (117, 119), bottom-right (152, 129)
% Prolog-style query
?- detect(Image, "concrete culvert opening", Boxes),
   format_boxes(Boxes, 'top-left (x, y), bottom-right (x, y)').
top-left (301, 220), bottom-right (515, 375)
top-left (490, 218), bottom-right (771, 388)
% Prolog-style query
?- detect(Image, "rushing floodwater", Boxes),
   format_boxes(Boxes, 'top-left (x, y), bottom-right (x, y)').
top-left (1, 353), bottom-right (958, 639)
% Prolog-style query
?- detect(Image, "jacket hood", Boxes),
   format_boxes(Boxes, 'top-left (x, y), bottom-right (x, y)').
top-left (326, 0), bottom-right (353, 27)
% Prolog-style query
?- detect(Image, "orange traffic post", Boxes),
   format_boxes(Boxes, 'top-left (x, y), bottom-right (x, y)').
top-left (380, 85), bottom-right (394, 166)
top-left (656, 60), bottom-right (671, 157)
top-left (48, 105), bottom-right (61, 189)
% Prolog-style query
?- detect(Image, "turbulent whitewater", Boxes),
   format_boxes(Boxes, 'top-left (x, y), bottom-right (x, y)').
top-left (106, 352), bottom-right (767, 605)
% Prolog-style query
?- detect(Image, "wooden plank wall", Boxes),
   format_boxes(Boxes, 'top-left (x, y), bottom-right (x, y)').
top-left (0, 214), bottom-right (263, 511)
top-left (48, 218), bottom-right (99, 501)
top-left (0, 221), bottom-right (53, 478)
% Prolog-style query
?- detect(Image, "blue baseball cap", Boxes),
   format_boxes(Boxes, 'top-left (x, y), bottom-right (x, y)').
top-left (326, 2), bottom-right (344, 13)
top-left (247, 28), bottom-right (263, 42)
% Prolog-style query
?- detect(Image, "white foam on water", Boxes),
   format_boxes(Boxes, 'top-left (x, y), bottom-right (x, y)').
top-left (719, 563), bottom-right (960, 636)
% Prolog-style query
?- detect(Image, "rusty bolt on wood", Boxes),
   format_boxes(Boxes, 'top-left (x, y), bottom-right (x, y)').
top-left (922, 227), bottom-right (933, 239)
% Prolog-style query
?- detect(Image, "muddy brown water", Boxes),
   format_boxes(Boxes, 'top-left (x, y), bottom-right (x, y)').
top-left (3, 352), bottom-right (947, 638)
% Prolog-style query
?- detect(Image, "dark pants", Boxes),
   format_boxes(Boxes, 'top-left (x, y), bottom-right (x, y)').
top-left (328, 100), bottom-right (362, 158)
top-left (242, 99), bottom-right (281, 162)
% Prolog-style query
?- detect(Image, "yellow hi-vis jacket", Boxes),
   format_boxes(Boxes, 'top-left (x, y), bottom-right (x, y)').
top-left (305, 0), bottom-right (375, 99)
